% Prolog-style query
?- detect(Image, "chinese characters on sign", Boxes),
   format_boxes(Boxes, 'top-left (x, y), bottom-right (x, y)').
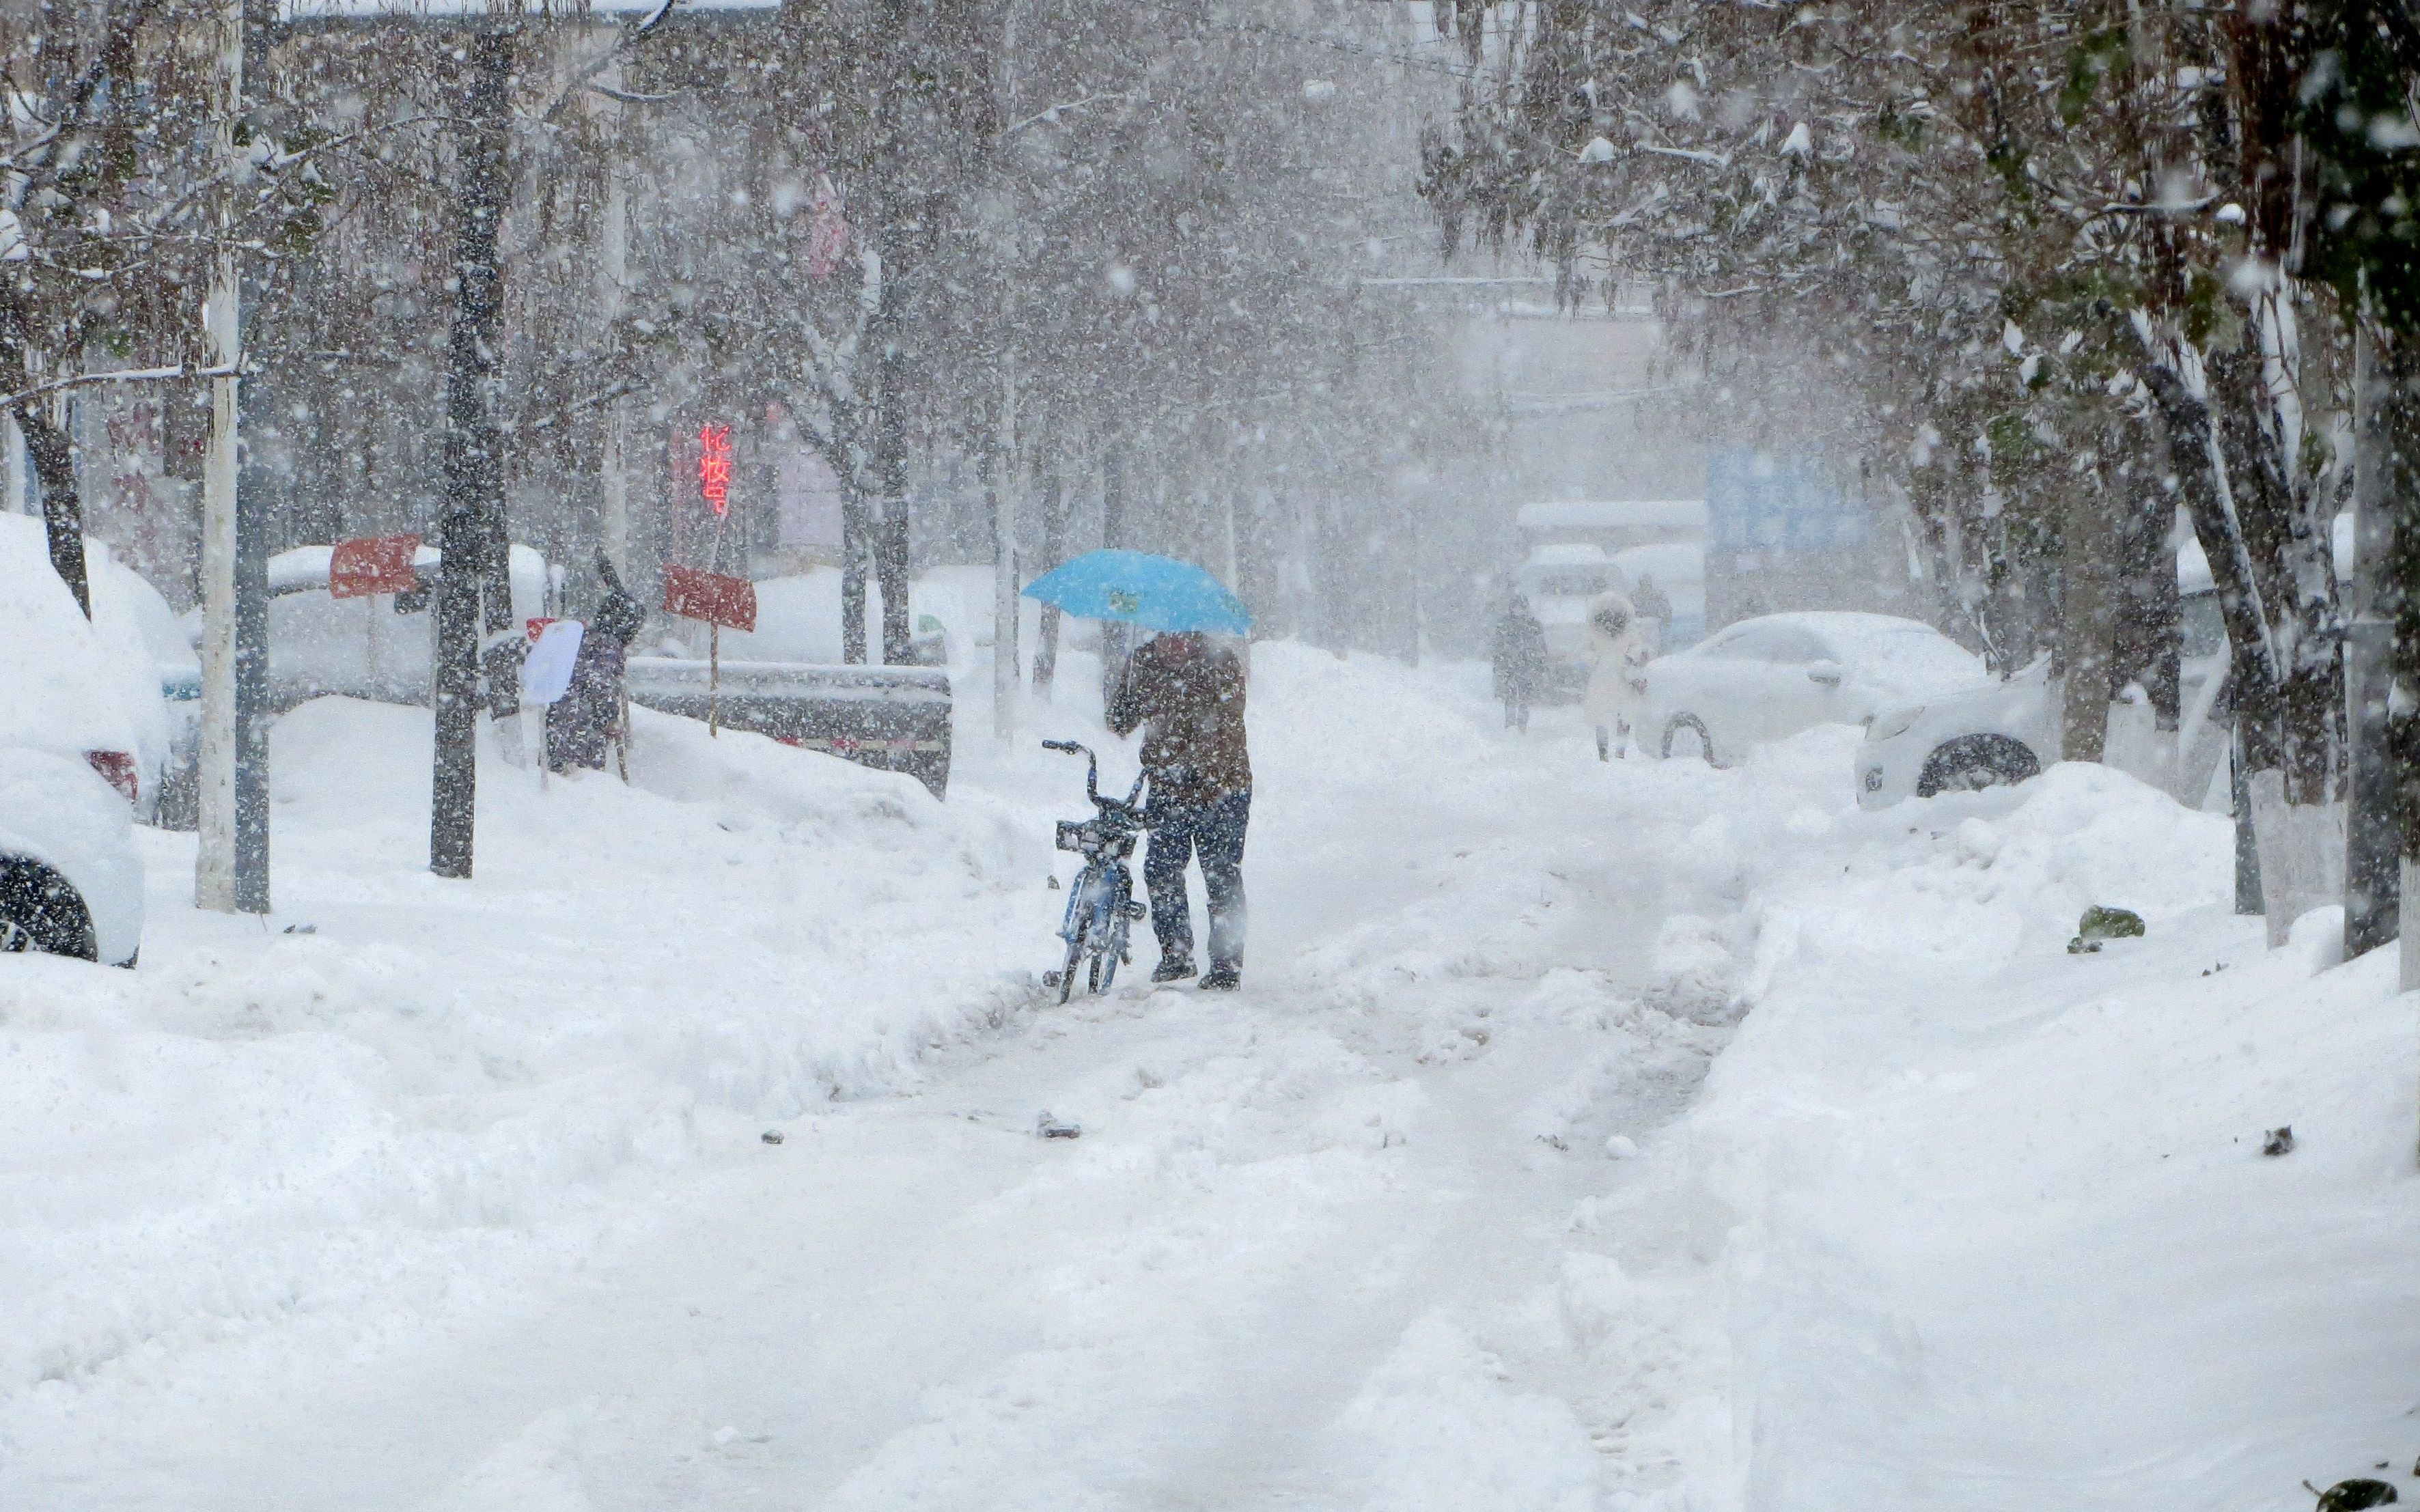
top-left (699, 423), bottom-right (734, 516)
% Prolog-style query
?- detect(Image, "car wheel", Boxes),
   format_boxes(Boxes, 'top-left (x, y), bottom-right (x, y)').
top-left (0, 856), bottom-right (98, 962)
top-left (1662, 713), bottom-right (1718, 766)
top-left (1915, 734), bottom-right (2042, 798)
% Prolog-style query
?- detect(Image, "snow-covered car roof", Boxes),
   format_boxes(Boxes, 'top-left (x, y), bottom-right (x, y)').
top-left (1521, 542), bottom-right (1613, 568)
top-left (1706, 611), bottom-right (1987, 697)
top-left (0, 516), bottom-right (168, 775)
top-left (1610, 542), bottom-right (1702, 589)
top-left (1515, 499), bottom-right (1706, 535)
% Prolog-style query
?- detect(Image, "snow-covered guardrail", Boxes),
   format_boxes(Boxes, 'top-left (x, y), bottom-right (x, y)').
top-left (624, 657), bottom-right (953, 798)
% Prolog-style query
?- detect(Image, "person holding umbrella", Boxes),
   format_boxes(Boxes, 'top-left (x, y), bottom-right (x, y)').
top-left (1023, 550), bottom-right (1255, 991)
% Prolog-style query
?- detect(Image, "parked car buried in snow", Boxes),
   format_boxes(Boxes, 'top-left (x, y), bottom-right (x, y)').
top-left (1641, 611), bottom-right (1988, 767)
top-left (0, 516), bottom-right (178, 964)
top-left (1855, 580), bottom-right (2233, 810)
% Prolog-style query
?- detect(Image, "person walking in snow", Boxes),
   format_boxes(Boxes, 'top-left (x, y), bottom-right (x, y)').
top-left (1630, 572), bottom-right (1673, 654)
top-left (1107, 630), bottom-right (1252, 991)
top-left (1584, 589), bottom-right (1652, 761)
top-left (1492, 596), bottom-right (1549, 732)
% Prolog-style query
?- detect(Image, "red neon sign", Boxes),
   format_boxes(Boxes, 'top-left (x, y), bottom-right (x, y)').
top-left (699, 423), bottom-right (733, 516)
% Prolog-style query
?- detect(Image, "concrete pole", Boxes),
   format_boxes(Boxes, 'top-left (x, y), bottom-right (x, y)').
top-left (195, 0), bottom-right (248, 913)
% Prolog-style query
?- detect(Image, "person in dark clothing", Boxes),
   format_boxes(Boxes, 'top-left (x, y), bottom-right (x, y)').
top-left (1107, 630), bottom-right (1251, 990)
top-left (548, 553), bottom-right (646, 774)
top-left (1492, 597), bottom-right (1549, 731)
top-left (1630, 573), bottom-right (1673, 651)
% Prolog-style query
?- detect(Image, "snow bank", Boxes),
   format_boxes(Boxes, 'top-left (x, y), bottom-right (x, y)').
top-left (1667, 740), bottom-right (2418, 1508)
top-left (0, 695), bottom-right (1046, 1436)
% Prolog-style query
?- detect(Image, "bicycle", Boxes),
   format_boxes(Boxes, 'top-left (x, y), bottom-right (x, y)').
top-left (1041, 739), bottom-right (1152, 1003)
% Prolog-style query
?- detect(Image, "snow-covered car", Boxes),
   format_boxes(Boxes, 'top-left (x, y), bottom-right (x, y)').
top-left (0, 748), bottom-right (143, 964)
top-left (1856, 584), bottom-right (2233, 809)
top-left (0, 516), bottom-right (173, 964)
top-left (1642, 611), bottom-right (1988, 765)
top-left (250, 540), bottom-right (549, 708)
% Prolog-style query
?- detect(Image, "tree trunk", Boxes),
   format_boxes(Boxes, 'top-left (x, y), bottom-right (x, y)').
top-left (1032, 458), bottom-right (1066, 695)
top-left (430, 27), bottom-right (513, 881)
top-left (2371, 324), bottom-right (2420, 987)
top-left (14, 403), bottom-right (89, 619)
top-left (842, 479), bottom-right (870, 664)
top-left (1099, 441), bottom-right (1128, 708)
top-left (872, 212), bottom-right (914, 666)
top-left (2057, 462), bottom-right (2118, 764)
top-left (2348, 318), bottom-right (2403, 957)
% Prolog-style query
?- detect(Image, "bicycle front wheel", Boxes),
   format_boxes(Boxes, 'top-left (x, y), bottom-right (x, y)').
top-left (1058, 912), bottom-right (1089, 1005)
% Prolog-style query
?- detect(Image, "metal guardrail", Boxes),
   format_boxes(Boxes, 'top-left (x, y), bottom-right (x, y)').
top-left (624, 658), bottom-right (954, 798)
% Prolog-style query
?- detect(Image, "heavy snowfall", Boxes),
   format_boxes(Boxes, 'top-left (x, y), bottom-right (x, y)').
top-left (8, 4), bottom-right (2420, 1511)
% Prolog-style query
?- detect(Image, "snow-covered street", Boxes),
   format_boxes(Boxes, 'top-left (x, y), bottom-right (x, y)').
top-left (10, 645), bottom-right (2420, 1511)
top-left (2, 648), bottom-right (1742, 1510)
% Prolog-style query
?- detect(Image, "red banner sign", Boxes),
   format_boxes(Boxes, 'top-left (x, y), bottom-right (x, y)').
top-left (329, 534), bottom-right (422, 599)
top-left (662, 565), bottom-right (757, 632)
top-left (699, 423), bottom-right (733, 516)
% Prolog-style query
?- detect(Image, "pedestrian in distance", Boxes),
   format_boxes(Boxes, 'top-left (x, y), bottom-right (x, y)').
top-left (1585, 589), bottom-right (1652, 761)
top-left (1107, 630), bottom-right (1252, 991)
top-left (1492, 596), bottom-right (1549, 733)
top-left (1630, 572), bottom-right (1673, 654)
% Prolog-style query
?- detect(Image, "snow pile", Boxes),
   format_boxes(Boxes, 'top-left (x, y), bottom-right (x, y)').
top-left (0, 695), bottom-right (1045, 1446)
top-left (1665, 739), bottom-right (2419, 1508)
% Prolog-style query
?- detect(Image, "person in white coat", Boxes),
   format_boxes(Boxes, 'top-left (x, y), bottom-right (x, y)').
top-left (1584, 590), bottom-right (1652, 761)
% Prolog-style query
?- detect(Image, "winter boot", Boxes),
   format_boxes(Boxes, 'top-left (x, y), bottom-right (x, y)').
top-left (1152, 955), bottom-right (1198, 984)
top-left (1199, 966), bottom-right (1240, 992)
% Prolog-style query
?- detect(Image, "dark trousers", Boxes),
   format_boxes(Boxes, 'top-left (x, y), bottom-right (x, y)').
top-left (1146, 787), bottom-right (1250, 971)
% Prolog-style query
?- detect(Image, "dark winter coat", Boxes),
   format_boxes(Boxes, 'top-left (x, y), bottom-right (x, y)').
top-left (1492, 604), bottom-right (1549, 698)
top-left (546, 572), bottom-right (644, 772)
top-left (1107, 632), bottom-right (1251, 809)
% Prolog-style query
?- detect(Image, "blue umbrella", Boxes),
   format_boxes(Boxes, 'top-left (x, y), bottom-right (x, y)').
top-left (1021, 549), bottom-right (1253, 635)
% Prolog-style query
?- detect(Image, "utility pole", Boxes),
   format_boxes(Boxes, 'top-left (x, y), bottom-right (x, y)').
top-left (2348, 318), bottom-right (2401, 960)
top-left (196, 0), bottom-right (262, 913)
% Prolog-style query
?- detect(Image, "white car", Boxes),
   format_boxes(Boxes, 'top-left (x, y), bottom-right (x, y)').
top-left (1642, 611), bottom-right (1988, 765)
top-left (252, 540), bottom-right (548, 708)
top-left (0, 516), bottom-right (171, 965)
top-left (1856, 585), bottom-right (2232, 809)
